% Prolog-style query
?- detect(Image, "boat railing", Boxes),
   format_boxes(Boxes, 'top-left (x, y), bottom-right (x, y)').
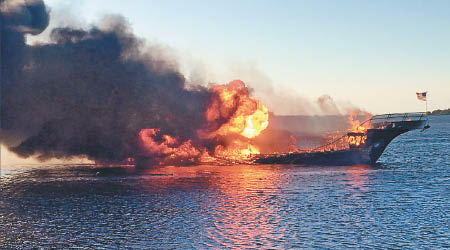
top-left (361, 112), bottom-right (427, 126)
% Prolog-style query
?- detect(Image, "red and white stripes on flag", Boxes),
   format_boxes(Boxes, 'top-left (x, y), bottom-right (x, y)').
top-left (416, 92), bottom-right (427, 101)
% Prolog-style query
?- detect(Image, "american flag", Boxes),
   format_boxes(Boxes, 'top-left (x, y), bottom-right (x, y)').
top-left (416, 92), bottom-right (427, 101)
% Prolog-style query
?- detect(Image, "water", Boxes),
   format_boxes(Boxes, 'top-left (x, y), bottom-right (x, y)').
top-left (1, 116), bottom-right (449, 249)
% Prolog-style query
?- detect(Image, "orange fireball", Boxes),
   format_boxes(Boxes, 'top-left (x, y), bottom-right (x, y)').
top-left (200, 80), bottom-right (269, 158)
top-left (203, 80), bottom-right (269, 139)
top-left (138, 80), bottom-right (270, 164)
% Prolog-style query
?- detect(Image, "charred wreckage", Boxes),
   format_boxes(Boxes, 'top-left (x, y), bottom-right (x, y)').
top-left (253, 113), bottom-right (429, 166)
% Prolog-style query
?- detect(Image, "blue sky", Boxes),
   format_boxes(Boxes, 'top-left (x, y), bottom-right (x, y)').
top-left (42, 0), bottom-right (449, 114)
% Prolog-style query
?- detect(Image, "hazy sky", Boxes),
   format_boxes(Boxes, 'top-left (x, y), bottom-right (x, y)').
top-left (37, 0), bottom-right (449, 114)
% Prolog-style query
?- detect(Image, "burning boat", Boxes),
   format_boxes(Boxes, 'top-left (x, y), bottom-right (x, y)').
top-left (131, 77), bottom-right (429, 168)
top-left (2, 0), bottom-right (429, 168)
top-left (131, 79), bottom-right (430, 168)
top-left (254, 113), bottom-right (428, 165)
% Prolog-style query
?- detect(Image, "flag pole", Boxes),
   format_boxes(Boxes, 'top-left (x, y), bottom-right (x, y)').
top-left (425, 93), bottom-right (429, 125)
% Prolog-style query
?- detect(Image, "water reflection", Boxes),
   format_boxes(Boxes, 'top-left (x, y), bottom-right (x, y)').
top-left (1, 154), bottom-right (448, 249)
top-left (144, 165), bottom-right (286, 249)
top-left (344, 164), bottom-right (371, 192)
top-left (0, 164), bottom-right (375, 249)
top-left (208, 166), bottom-right (284, 249)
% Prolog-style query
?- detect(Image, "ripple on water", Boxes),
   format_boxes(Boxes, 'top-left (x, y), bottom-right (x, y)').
top-left (0, 116), bottom-right (449, 249)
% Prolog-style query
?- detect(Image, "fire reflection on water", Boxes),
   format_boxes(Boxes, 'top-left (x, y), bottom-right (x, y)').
top-left (0, 163), bottom-right (389, 249)
top-left (144, 165), bottom-right (285, 249)
top-left (343, 165), bottom-right (371, 193)
top-left (206, 167), bottom-right (285, 248)
top-left (137, 164), bottom-right (377, 248)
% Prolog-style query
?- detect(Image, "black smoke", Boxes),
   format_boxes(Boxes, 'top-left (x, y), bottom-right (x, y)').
top-left (1, 0), bottom-right (210, 162)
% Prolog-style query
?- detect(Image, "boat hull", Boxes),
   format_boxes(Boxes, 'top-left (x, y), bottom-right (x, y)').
top-left (255, 119), bottom-right (427, 165)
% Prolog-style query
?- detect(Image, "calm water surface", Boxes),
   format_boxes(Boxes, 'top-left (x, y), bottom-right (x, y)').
top-left (1, 116), bottom-right (449, 249)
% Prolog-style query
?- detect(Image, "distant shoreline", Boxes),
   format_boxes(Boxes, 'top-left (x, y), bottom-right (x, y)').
top-left (427, 108), bottom-right (450, 116)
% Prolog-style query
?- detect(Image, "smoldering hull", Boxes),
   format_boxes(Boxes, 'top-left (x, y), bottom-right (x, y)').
top-left (134, 114), bottom-right (428, 168)
top-left (254, 149), bottom-right (371, 165)
top-left (255, 118), bottom-right (427, 165)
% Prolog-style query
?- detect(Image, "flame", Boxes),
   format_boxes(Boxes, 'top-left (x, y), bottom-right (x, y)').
top-left (347, 111), bottom-right (371, 147)
top-left (214, 142), bottom-right (260, 160)
top-left (347, 111), bottom-right (371, 133)
top-left (204, 80), bottom-right (269, 139)
top-left (240, 144), bottom-right (260, 156)
top-left (242, 108), bottom-right (270, 138)
top-left (201, 80), bottom-right (269, 158)
top-left (320, 131), bottom-right (348, 152)
top-left (138, 128), bottom-right (201, 165)
top-left (348, 135), bottom-right (366, 147)
top-left (138, 80), bottom-right (270, 165)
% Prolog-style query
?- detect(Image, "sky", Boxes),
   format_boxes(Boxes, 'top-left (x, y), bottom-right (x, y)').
top-left (36, 0), bottom-right (449, 115)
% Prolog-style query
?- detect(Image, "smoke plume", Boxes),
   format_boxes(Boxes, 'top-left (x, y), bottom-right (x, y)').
top-left (1, 0), bottom-right (210, 162)
top-left (0, 0), bottom-right (373, 164)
